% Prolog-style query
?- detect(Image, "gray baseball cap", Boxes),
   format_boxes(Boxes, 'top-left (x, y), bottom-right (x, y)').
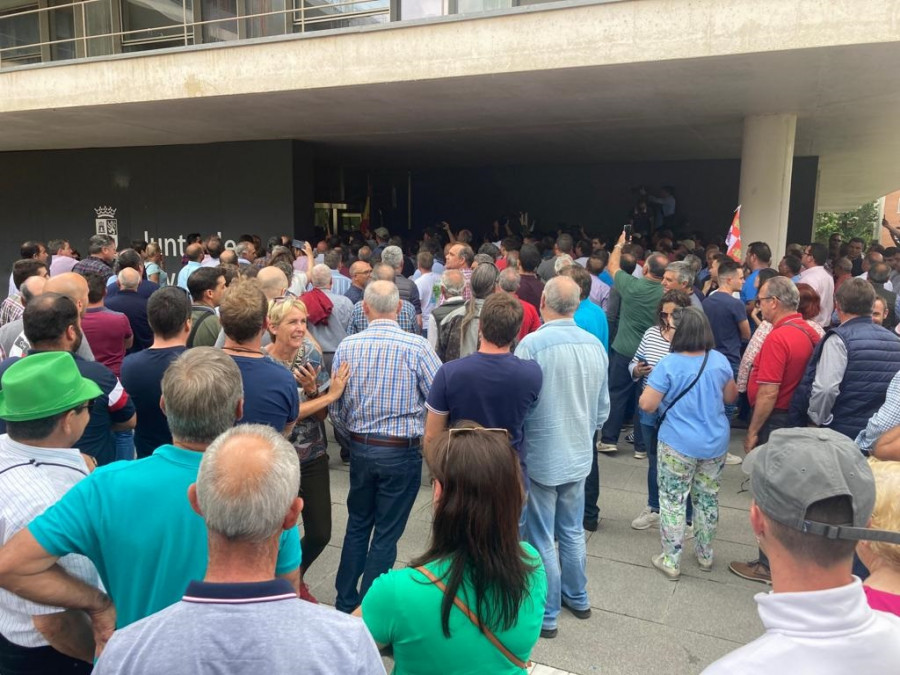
top-left (743, 427), bottom-right (900, 544)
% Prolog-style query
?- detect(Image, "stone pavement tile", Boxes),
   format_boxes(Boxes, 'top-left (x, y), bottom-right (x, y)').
top-left (584, 555), bottom-right (678, 622)
top-left (711, 504), bottom-right (757, 547)
top-left (329, 463), bottom-right (350, 504)
top-left (597, 459), bottom-right (640, 490)
top-left (665, 574), bottom-right (764, 644)
top-left (529, 607), bottom-right (743, 675)
top-left (530, 664), bottom-right (576, 675)
top-left (396, 515), bottom-right (434, 562)
top-left (300, 542), bottom-right (342, 589)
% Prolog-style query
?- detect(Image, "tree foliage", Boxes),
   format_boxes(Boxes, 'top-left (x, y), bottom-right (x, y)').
top-left (814, 201), bottom-right (880, 244)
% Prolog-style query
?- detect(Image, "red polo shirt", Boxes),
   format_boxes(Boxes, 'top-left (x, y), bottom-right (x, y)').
top-left (747, 313), bottom-right (819, 410)
top-left (748, 313), bottom-right (821, 410)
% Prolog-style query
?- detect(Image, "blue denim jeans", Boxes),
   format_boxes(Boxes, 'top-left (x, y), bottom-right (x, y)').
top-left (601, 350), bottom-right (639, 445)
top-left (334, 439), bottom-right (422, 612)
top-left (525, 478), bottom-right (589, 630)
top-left (114, 430), bottom-right (135, 461)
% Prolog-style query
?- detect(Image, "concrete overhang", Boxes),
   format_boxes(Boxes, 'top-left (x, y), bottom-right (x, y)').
top-left (2, 0), bottom-right (900, 211)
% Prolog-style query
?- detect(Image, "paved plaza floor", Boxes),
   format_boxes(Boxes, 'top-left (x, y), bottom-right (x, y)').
top-left (305, 428), bottom-right (765, 675)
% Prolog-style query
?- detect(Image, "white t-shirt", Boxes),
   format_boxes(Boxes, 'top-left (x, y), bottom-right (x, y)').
top-left (703, 577), bottom-right (900, 674)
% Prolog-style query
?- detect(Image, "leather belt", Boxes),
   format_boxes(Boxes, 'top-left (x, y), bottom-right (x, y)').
top-left (348, 432), bottom-right (420, 449)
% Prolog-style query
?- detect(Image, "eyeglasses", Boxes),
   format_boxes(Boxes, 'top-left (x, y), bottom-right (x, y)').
top-left (757, 296), bottom-right (777, 303)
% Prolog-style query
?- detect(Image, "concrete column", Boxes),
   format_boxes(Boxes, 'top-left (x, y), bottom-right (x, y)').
top-left (738, 114), bottom-right (797, 264)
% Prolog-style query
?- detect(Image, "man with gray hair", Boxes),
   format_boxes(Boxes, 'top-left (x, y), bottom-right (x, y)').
top-left (662, 261), bottom-right (702, 307)
top-left (301, 264), bottom-right (353, 372)
top-left (426, 269), bottom-right (465, 349)
top-left (330, 280), bottom-right (441, 613)
top-left (515, 276), bottom-right (610, 639)
top-left (0, 348), bottom-right (302, 645)
top-left (730, 276), bottom-right (822, 585)
top-left (73, 235), bottom-right (116, 281)
top-left (498, 267), bottom-right (541, 341)
top-left (92, 425), bottom-right (383, 675)
top-left (235, 241), bottom-right (255, 266)
top-left (347, 263), bottom-right (418, 335)
top-left (380, 245), bottom-right (422, 323)
top-left (105, 267), bottom-right (153, 353)
top-left (536, 233), bottom-right (575, 282)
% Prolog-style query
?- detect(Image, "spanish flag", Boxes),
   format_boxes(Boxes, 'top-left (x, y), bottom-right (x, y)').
top-left (726, 205), bottom-right (742, 262)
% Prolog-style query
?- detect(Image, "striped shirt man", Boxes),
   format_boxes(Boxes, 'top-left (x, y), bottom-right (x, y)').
top-left (0, 436), bottom-right (100, 652)
top-left (329, 319), bottom-right (440, 438)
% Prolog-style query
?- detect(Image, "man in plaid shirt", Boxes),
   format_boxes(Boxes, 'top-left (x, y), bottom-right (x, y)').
top-left (329, 280), bottom-right (441, 613)
top-left (72, 235), bottom-right (116, 281)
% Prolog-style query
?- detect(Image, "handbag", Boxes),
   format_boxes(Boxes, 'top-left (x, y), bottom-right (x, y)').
top-left (655, 351), bottom-right (710, 432)
top-left (415, 566), bottom-right (531, 671)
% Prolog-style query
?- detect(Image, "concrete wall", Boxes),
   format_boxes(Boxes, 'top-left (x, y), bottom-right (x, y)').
top-left (411, 158), bottom-right (818, 247)
top-left (0, 140), bottom-right (308, 280)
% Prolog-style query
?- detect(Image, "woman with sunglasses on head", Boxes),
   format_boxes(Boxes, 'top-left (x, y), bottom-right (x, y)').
top-left (358, 421), bottom-right (546, 674)
top-left (639, 307), bottom-right (738, 580)
top-left (264, 297), bottom-right (349, 603)
top-left (629, 289), bottom-right (692, 532)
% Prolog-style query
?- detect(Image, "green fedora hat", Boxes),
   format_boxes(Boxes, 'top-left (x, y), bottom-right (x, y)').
top-left (0, 352), bottom-right (102, 422)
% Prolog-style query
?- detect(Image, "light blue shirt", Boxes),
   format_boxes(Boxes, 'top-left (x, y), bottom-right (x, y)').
top-left (647, 351), bottom-right (733, 459)
top-left (515, 319), bottom-right (610, 486)
top-left (412, 261), bottom-right (444, 280)
top-left (574, 298), bottom-right (609, 352)
top-left (330, 270), bottom-right (351, 297)
top-left (176, 261), bottom-right (202, 291)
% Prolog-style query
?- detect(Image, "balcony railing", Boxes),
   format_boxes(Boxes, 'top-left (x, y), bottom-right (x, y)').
top-left (0, 0), bottom-right (392, 68)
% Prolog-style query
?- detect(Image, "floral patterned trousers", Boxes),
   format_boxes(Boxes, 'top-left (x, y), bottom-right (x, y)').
top-left (657, 440), bottom-right (726, 569)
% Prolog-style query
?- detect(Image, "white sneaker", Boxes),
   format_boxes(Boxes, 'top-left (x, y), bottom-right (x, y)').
top-left (596, 441), bottom-right (618, 453)
top-left (725, 452), bottom-right (743, 465)
top-left (633, 450), bottom-right (647, 460)
top-left (631, 507), bottom-right (660, 530)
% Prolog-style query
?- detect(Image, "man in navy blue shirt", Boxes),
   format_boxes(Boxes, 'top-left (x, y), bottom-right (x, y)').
top-left (219, 281), bottom-right (298, 436)
top-left (105, 269), bottom-right (153, 353)
top-left (702, 260), bottom-right (750, 370)
top-left (121, 288), bottom-right (190, 458)
top-left (424, 292), bottom-right (542, 464)
top-left (0, 293), bottom-right (136, 465)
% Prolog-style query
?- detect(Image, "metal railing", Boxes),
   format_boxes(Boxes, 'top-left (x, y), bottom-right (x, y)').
top-left (0, 0), bottom-right (391, 68)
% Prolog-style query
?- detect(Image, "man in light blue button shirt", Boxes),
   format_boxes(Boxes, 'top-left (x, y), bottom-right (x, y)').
top-left (515, 276), bottom-right (610, 639)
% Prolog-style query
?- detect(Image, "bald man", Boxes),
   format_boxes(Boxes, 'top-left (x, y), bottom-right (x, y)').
top-left (177, 243), bottom-right (205, 291)
top-left (5, 274), bottom-right (95, 360)
top-left (257, 266), bottom-right (289, 301)
top-left (91, 425), bottom-right (383, 674)
top-left (106, 268), bottom-right (153, 353)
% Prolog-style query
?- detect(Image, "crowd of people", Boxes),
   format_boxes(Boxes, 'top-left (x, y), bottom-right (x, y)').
top-left (0, 219), bottom-right (899, 673)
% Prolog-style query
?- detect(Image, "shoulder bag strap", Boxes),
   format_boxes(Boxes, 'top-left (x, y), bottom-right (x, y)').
top-left (187, 309), bottom-right (216, 348)
top-left (782, 321), bottom-right (817, 348)
top-left (656, 351), bottom-right (710, 429)
top-left (415, 566), bottom-right (531, 671)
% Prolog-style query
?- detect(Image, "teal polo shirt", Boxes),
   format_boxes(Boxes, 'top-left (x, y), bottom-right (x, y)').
top-left (29, 445), bottom-right (301, 629)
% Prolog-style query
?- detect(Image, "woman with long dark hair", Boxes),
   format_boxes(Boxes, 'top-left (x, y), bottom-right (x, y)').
top-left (639, 307), bottom-right (738, 580)
top-left (359, 422), bottom-right (546, 673)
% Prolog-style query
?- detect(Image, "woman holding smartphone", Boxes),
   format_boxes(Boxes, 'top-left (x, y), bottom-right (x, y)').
top-left (629, 290), bottom-right (692, 532)
top-left (265, 297), bottom-right (349, 602)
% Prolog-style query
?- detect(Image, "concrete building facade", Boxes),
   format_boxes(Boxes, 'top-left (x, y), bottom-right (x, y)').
top-left (2, 0), bottom-right (900, 270)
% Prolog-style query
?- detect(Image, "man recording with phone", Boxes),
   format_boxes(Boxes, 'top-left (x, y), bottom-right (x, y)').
top-left (595, 229), bottom-right (668, 464)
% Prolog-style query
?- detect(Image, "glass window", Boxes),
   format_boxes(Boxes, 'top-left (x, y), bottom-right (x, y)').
top-left (49, 1), bottom-right (76, 61)
top-left (400, 0), bottom-right (442, 20)
top-left (200, 0), bottom-right (237, 41)
top-left (0, 4), bottom-right (41, 64)
top-left (121, 0), bottom-right (191, 43)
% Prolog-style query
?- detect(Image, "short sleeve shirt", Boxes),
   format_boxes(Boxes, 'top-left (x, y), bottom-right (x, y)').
top-left (747, 313), bottom-right (820, 409)
top-left (741, 269), bottom-right (761, 304)
top-left (648, 351), bottom-right (734, 458)
top-left (361, 543), bottom-right (546, 675)
top-left (28, 445), bottom-right (301, 630)
top-left (230, 356), bottom-right (299, 432)
top-left (425, 352), bottom-right (542, 453)
top-left (611, 270), bottom-right (664, 358)
top-left (702, 291), bottom-right (747, 366)
top-left (81, 307), bottom-right (133, 377)
top-left (120, 347), bottom-right (185, 458)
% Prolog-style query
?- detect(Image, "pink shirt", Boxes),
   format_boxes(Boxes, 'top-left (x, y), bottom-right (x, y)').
top-left (864, 585), bottom-right (900, 617)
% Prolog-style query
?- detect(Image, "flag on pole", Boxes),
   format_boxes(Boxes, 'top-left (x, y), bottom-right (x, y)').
top-left (359, 178), bottom-right (372, 237)
top-left (726, 205), bottom-right (742, 262)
